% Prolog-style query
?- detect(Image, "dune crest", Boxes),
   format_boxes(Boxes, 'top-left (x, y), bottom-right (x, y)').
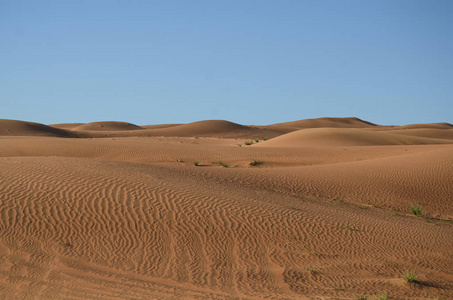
top-left (271, 117), bottom-right (377, 129)
top-left (256, 127), bottom-right (453, 147)
top-left (0, 119), bottom-right (76, 137)
top-left (72, 121), bottom-right (144, 131)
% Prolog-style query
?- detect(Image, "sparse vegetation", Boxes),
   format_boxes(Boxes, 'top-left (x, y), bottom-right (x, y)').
top-left (289, 205), bottom-right (295, 210)
top-left (357, 295), bottom-right (367, 300)
top-left (255, 139), bottom-right (259, 143)
top-left (244, 141), bottom-right (254, 145)
top-left (410, 203), bottom-right (423, 217)
top-left (402, 269), bottom-right (417, 283)
top-left (249, 160), bottom-right (262, 166)
top-left (343, 221), bottom-right (350, 230)
top-left (218, 161), bottom-right (229, 168)
top-left (374, 293), bottom-right (391, 300)
top-left (193, 160), bottom-right (199, 166)
top-left (306, 268), bottom-right (317, 275)
top-left (237, 144), bottom-right (242, 147)
top-left (307, 247), bottom-right (317, 256)
top-left (263, 137), bottom-right (268, 141)
top-left (61, 241), bottom-right (72, 248)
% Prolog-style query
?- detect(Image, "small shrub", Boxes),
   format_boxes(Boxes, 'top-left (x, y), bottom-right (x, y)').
top-left (410, 204), bottom-right (423, 217)
top-left (255, 139), bottom-right (259, 143)
top-left (375, 294), bottom-right (391, 300)
top-left (402, 270), bottom-right (417, 283)
top-left (307, 247), bottom-right (317, 256)
top-left (263, 137), bottom-right (268, 141)
top-left (61, 241), bottom-right (72, 248)
top-left (218, 161), bottom-right (229, 168)
top-left (244, 141), bottom-right (254, 145)
top-left (357, 295), bottom-right (367, 300)
top-left (343, 221), bottom-right (350, 230)
top-left (306, 268), bottom-right (317, 275)
top-left (193, 160), bottom-right (199, 166)
top-left (249, 160), bottom-right (261, 166)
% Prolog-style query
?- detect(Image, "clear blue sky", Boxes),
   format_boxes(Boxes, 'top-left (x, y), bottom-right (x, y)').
top-left (1, 0), bottom-right (452, 126)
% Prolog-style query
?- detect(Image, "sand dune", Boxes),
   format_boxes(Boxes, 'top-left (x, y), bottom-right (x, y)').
top-left (0, 119), bottom-right (76, 137)
top-left (398, 122), bottom-right (453, 130)
top-left (141, 123), bottom-right (182, 129)
top-left (72, 121), bottom-right (144, 131)
top-left (383, 128), bottom-right (453, 140)
top-left (271, 117), bottom-right (377, 129)
top-left (145, 120), bottom-right (280, 139)
top-left (49, 123), bottom-right (85, 130)
top-left (256, 127), bottom-right (453, 147)
top-left (0, 117), bottom-right (452, 299)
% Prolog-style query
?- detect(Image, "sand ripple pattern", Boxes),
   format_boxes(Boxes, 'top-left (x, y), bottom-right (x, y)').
top-left (0, 156), bottom-right (452, 299)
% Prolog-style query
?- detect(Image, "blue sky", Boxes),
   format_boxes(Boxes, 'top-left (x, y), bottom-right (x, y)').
top-left (1, 0), bottom-right (452, 126)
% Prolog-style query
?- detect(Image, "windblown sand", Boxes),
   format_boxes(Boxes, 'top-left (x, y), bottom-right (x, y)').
top-left (0, 118), bottom-right (452, 299)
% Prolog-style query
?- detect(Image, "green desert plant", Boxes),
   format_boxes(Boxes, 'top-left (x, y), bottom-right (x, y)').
top-left (306, 268), bottom-right (317, 275)
top-left (357, 295), bottom-right (368, 300)
top-left (255, 139), bottom-right (259, 143)
top-left (244, 141), bottom-right (254, 145)
top-left (343, 221), bottom-right (350, 230)
top-left (402, 269), bottom-right (417, 283)
top-left (218, 161), bottom-right (229, 168)
top-left (410, 203), bottom-right (423, 217)
top-left (193, 160), bottom-right (199, 166)
top-left (374, 294), bottom-right (391, 300)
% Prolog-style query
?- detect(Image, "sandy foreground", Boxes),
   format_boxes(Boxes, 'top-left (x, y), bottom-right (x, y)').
top-left (0, 118), bottom-right (452, 299)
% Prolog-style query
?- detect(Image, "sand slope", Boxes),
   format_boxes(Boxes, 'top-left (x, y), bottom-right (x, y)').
top-left (49, 123), bottom-right (85, 130)
top-left (72, 121), bottom-right (144, 131)
top-left (271, 117), bottom-right (377, 129)
top-left (0, 119), bottom-right (76, 137)
top-left (0, 118), bottom-right (452, 299)
top-left (257, 127), bottom-right (453, 147)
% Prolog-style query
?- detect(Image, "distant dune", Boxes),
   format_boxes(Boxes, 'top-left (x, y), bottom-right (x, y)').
top-left (257, 127), bottom-right (453, 147)
top-left (383, 128), bottom-right (453, 140)
top-left (149, 120), bottom-right (279, 138)
top-left (0, 119), bottom-right (76, 137)
top-left (270, 117), bottom-right (377, 129)
top-left (141, 124), bottom-right (182, 129)
top-left (2, 117), bottom-right (452, 140)
top-left (72, 121), bottom-right (144, 131)
top-left (49, 123), bottom-right (85, 130)
top-left (398, 122), bottom-right (453, 130)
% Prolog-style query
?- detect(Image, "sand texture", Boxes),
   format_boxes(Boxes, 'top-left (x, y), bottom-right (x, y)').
top-left (0, 117), bottom-right (452, 299)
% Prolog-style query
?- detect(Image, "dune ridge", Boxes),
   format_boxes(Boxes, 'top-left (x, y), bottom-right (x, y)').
top-left (72, 121), bottom-right (144, 131)
top-left (256, 127), bottom-right (453, 147)
top-left (0, 119), bottom-right (77, 137)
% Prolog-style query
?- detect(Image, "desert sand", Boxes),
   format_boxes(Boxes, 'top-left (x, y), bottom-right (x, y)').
top-left (0, 117), bottom-right (452, 299)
